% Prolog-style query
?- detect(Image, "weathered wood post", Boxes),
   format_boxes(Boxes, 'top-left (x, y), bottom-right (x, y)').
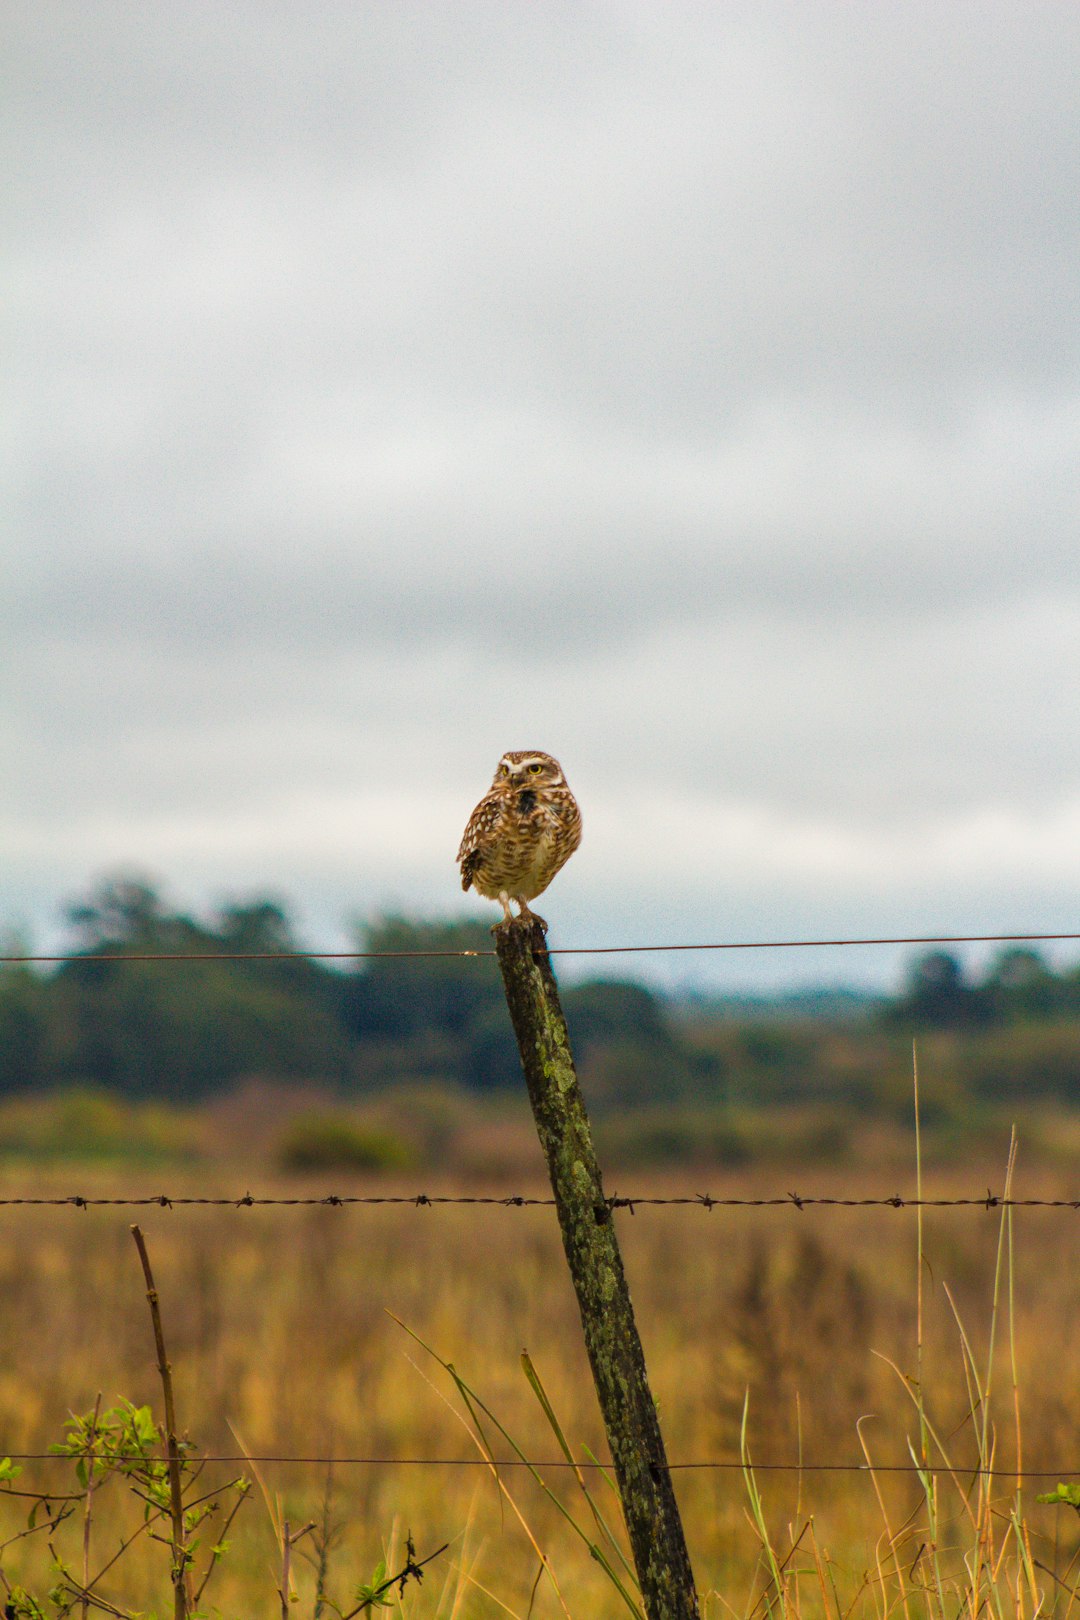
top-left (494, 916), bottom-right (700, 1620)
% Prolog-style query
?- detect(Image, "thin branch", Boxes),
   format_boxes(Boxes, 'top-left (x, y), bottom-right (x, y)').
top-left (52, 1571), bottom-right (138, 1620)
top-left (193, 1480), bottom-right (251, 1606)
top-left (338, 1540), bottom-right (450, 1620)
top-left (130, 1225), bottom-right (189, 1620)
top-left (81, 1393), bottom-right (102, 1620)
top-left (87, 1500), bottom-right (172, 1590)
top-left (280, 1520), bottom-right (315, 1620)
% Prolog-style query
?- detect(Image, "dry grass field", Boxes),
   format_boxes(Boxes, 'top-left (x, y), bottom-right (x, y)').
top-left (0, 1126), bottom-right (1077, 1618)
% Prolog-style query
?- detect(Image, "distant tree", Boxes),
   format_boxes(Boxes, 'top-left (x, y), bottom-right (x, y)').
top-left (339, 916), bottom-right (503, 1043)
top-left (882, 950), bottom-right (992, 1029)
top-left (49, 876), bottom-right (350, 1099)
top-left (218, 900), bottom-right (295, 954)
top-left (983, 947), bottom-right (1065, 1022)
top-left (459, 1006), bottom-right (520, 1091)
top-left (562, 980), bottom-right (697, 1109)
top-left (0, 963), bottom-right (53, 1093)
top-left (65, 876), bottom-right (195, 953)
top-left (339, 926), bottom-right (693, 1098)
top-left (561, 980), bottom-right (671, 1048)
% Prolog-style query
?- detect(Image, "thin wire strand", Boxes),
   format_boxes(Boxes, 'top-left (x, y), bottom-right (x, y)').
top-left (0, 1192), bottom-right (1075, 1210)
top-left (2, 1452), bottom-right (1075, 1476)
top-left (5, 930), bottom-right (1080, 964)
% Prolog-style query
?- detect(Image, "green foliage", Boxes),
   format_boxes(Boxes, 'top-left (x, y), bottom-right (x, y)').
top-left (277, 1113), bottom-right (416, 1173)
top-left (883, 950), bottom-right (993, 1029)
top-left (0, 963), bottom-right (54, 1092)
top-left (955, 1021), bottom-right (1080, 1104)
top-left (335, 1533), bottom-right (443, 1613)
top-left (597, 1107), bottom-right (752, 1167)
top-left (51, 1400), bottom-right (174, 1497)
top-left (562, 980), bottom-right (669, 1046)
top-left (1036, 1481), bottom-right (1080, 1511)
top-left (883, 944), bottom-right (1080, 1031)
top-left (2, 881), bottom-right (1080, 1122)
top-left (0, 885), bottom-right (697, 1107)
top-left (351, 1557), bottom-right (394, 1608)
top-left (0, 1365), bottom-right (437, 1616)
top-left (10, 877), bottom-right (352, 1101)
top-left (0, 1393), bottom-right (251, 1617)
top-left (0, 1088), bottom-right (200, 1163)
top-left (342, 916), bottom-right (501, 1041)
top-left (4, 1589), bottom-right (47, 1619)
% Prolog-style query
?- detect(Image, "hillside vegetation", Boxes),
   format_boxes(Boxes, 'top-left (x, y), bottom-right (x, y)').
top-left (1, 881), bottom-right (1078, 1155)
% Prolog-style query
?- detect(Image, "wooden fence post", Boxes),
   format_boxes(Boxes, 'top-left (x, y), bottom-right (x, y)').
top-left (494, 916), bottom-right (700, 1620)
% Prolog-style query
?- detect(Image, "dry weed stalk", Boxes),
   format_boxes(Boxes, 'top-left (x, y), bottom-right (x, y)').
top-left (130, 1224), bottom-right (191, 1620)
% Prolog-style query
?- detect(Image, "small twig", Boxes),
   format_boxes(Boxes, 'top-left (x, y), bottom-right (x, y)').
top-left (1033, 1557), bottom-right (1080, 1602)
top-left (338, 1537), bottom-right (449, 1619)
top-left (81, 1392), bottom-right (103, 1620)
top-left (89, 1474), bottom-right (238, 1596)
top-left (87, 1506), bottom-right (168, 1592)
top-left (305, 1460), bottom-right (340, 1620)
top-left (281, 1517), bottom-right (292, 1620)
top-left (0, 1485), bottom-right (84, 1502)
top-left (193, 1479), bottom-right (250, 1606)
top-left (130, 1225), bottom-right (189, 1620)
top-left (280, 1519), bottom-right (316, 1618)
top-left (0, 1507), bottom-right (74, 1559)
top-left (52, 1568), bottom-right (138, 1620)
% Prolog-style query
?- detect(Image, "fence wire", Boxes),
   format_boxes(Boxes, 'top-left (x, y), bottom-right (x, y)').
top-left (1, 1452), bottom-right (1076, 1477)
top-left (0, 1191), bottom-right (1075, 1211)
top-left (5, 928), bottom-right (1080, 964)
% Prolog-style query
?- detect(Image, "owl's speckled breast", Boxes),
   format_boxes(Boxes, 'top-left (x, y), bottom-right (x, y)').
top-left (471, 804), bottom-right (562, 900)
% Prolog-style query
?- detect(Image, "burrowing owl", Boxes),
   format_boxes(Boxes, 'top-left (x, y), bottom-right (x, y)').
top-left (457, 751), bottom-right (582, 926)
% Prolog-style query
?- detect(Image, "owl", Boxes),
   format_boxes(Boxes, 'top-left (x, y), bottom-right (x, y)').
top-left (457, 751), bottom-right (582, 926)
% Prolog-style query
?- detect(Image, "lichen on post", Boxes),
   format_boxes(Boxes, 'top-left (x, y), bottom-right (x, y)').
top-left (494, 916), bottom-right (700, 1620)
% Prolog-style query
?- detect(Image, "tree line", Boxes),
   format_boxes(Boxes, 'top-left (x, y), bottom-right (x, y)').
top-left (1, 879), bottom-right (1078, 1111)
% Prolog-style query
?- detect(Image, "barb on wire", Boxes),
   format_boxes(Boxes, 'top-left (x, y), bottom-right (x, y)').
top-left (5, 929), bottom-right (1080, 965)
top-left (0, 1191), bottom-right (1074, 1211)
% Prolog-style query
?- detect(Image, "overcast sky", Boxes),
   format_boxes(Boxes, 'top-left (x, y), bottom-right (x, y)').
top-left (6, 2), bottom-right (1080, 989)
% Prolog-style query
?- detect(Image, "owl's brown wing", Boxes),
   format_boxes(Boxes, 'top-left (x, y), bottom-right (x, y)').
top-left (459, 847), bottom-right (481, 891)
top-left (457, 791), bottom-right (502, 890)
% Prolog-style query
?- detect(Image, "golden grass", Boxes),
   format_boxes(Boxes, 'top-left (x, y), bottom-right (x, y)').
top-left (0, 1146), bottom-right (1076, 1616)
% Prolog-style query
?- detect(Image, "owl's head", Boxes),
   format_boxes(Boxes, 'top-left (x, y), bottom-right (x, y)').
top-left (493, 751), bottom-right (567, 788)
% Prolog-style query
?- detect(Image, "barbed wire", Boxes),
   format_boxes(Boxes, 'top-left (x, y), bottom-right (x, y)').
top-left (0, 1191), bottom-right (1074, 1211)
top-left (4, 929), bottom-right (1080, 965)
top-left (1, 1452), bottom-right (1075, 1477)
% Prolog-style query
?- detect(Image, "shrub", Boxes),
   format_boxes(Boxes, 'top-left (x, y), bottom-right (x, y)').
top-left (0, 1087), bottom-right (200, 1162)
top-left (598, 1107), bottom-right (752, 1167)
top-left (277, 1113), bottom-right (415, 1172)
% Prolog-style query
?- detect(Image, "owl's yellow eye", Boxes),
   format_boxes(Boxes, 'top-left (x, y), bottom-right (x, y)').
top-left (529, 762), bottom-right (544, 774)
top-left (499, 764), bottom-right (509, 775)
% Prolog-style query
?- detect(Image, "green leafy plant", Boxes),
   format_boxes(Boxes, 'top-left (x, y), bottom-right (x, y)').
top-left (1036, 1482), bottom-right (1080, 1513)
top-left (0, 1397), bottom-right (250, 1620)
top-left (0, 1227), bottom-right (449, 1619)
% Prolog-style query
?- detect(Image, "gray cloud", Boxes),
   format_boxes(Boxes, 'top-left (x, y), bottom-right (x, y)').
top-left (6, 1), bottom-right (1080, 982)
